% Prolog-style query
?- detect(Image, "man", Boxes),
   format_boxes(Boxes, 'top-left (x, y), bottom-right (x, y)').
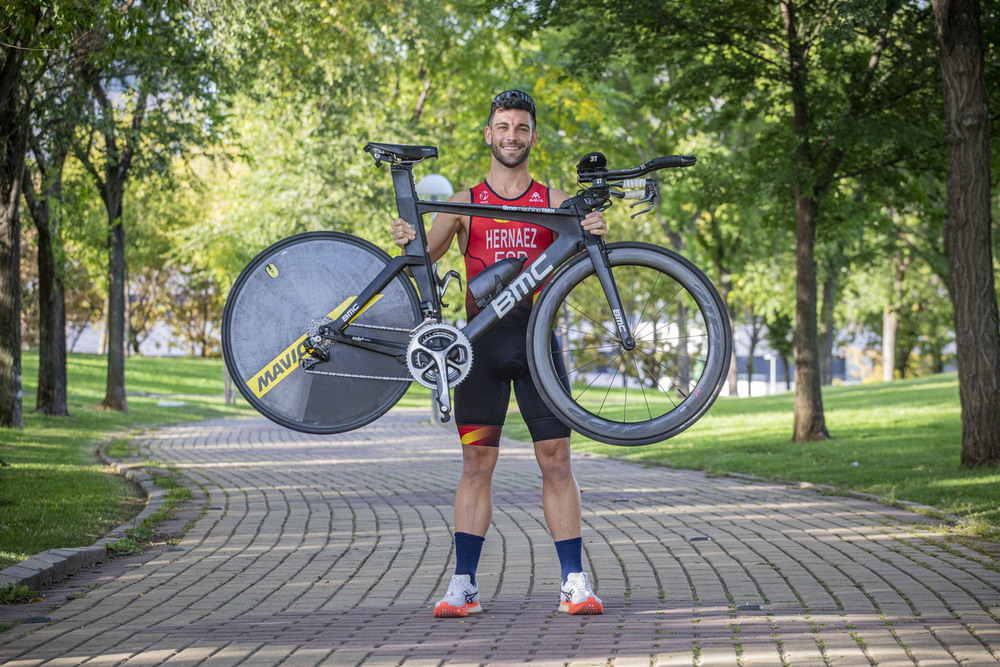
top-left (391, 89), bottom-right (608, 617)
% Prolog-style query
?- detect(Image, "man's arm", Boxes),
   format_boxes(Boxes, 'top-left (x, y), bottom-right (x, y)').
top-left (391, 189), bottom-right (471, 262)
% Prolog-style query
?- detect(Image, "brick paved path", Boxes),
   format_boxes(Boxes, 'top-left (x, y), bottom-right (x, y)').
top-left (2, 408), bottom-right (998, 666)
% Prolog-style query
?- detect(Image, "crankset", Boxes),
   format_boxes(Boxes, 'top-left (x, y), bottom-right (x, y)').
top-left (406, 323), bottom-right (473, 422)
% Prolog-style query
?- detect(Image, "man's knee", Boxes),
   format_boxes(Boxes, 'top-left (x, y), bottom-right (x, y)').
top-left (534, 437), bottom-right (573, 479)
top-left (461, 444), bottom-right (499, 481)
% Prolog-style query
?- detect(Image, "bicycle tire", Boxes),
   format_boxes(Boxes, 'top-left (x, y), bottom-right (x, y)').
top-left (527, 242), bottom-right (731, 446)
top-left (222, 231), bottom-right (421, 434)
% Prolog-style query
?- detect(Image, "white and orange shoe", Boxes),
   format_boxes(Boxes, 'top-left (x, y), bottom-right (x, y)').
top-left (559, 572), bottom-right (603, 615)
top-left (433, 574), bottom-right (482, 618)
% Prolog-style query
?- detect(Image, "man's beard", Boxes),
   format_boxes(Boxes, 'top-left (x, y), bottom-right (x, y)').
top-left (491, 141), bottom-right (530, 168)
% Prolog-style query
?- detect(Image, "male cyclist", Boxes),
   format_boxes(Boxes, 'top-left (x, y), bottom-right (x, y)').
top-left (391, 89), bottom-right (608, 617)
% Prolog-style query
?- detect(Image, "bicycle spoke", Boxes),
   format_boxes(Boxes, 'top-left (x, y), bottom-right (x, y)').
top-left (627, 350), bottom-right (654, 421)
top-left (564, 292), bottom-right (618, 339)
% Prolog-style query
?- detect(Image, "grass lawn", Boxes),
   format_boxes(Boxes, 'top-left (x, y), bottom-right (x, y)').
top-left (502, 372), bottom-right (999, 538)
top-left (0, 352), bottom-right (254, 571)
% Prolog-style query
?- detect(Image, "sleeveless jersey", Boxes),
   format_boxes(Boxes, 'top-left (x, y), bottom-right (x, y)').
top-left (464, 180), bottom-right (554, 320)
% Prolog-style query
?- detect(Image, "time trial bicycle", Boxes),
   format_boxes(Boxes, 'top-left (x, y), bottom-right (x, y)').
top-left (221, 142), bottom-right (732, 446)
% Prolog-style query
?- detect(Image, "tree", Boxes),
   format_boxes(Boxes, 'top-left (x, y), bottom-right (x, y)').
top-left (1, 2), bottom-right (81, 429)
top-left (73, 0), bottom-right (231, 410)
top-left (20, 36), bottom-right (91, 416)
top-left (22, 136), bottom-right (71, 415)
top-left (517, 0), bottom-right (944, 441)
top-left (933, 0), bottom-right (1000, 467)
top-left (0, 6), bottom-right (33, 429)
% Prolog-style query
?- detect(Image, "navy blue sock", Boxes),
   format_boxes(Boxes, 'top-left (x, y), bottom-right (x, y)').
top-left (554, 537), bottom-right (583, 583)
top-left (454, 532), bottom-right (485, 585)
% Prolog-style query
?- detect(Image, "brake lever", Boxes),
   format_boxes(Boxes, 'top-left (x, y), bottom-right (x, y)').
top-left (628, 180), bottom-right (659, 218)
top-left (629, 198), bottom-right (655, 218)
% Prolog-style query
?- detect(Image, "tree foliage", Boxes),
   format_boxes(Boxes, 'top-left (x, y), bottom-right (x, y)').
top-left (6, 0), bottom-right (996, 466)
top-left (506, 0), bottom-right (970, 442)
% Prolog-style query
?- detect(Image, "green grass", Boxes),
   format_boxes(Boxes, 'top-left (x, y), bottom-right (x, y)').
top-left (503, 372), bottom-right (999, 537)
top-left (0, 583), bottom-right (39, 604)
top-left (0, 352), bottom-right (254, 570)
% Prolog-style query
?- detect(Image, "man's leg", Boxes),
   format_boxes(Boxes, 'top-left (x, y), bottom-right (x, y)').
top-left (434, 444), bottom-right (498, 618)
top-left (533, 437), bottom-right (580, 541)
top-left (534, 437), bottom-right (603, 615)
top-left (455, 443), bottom-right (499, 536)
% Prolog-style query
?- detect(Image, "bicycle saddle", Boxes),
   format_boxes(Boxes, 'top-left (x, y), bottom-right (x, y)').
top-left (364, 142), bottom-right (438, 166)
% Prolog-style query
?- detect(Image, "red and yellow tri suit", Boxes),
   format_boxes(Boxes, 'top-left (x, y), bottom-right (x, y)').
top-left (455, 179), bottom-right (570, 447)
top-left (463, 180), bottom-right (556, 321)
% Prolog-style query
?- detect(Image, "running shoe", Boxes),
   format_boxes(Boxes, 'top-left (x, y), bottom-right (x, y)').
top-left (559, 571), bottom-right (603, 615)
top-left (433, 574), bottom-right (482, 618)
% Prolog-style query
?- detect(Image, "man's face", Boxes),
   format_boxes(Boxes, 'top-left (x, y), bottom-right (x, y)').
top-left (485, 108), bottom-right (536, 168)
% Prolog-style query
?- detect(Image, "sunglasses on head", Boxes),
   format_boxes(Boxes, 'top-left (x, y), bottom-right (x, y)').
top-left (491, 89), bottom-right (535, 113)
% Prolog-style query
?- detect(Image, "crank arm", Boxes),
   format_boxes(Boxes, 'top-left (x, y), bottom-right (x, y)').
top-left (433, 379), bottom-right (452, 423)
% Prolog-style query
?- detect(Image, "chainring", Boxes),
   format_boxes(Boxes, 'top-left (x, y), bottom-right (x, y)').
top-left (406, 323), bottom-right (473, 390)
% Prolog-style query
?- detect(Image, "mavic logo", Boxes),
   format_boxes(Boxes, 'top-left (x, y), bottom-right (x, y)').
top-left (529, 191), bottom-right (543, 203)
top-left (253, 341), bottom-right (310, 397)
top-left (246, 294), bottom-right (384, 398)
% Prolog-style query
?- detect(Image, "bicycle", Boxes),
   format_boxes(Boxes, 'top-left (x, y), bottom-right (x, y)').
top-left (221, 142), bottom-right (732, 446)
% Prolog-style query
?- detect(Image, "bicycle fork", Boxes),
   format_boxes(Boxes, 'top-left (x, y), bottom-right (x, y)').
top-left (585, 236), bottom-right (636, 350)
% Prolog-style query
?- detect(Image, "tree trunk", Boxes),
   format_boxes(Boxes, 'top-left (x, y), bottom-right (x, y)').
top-left (0, 36), bottom-right (30, 429)
top-left (0, 135), bottom-right (26, 429)
top-left (101, 191), bottom-right (128, 411)
top-left (792, 192), bottom-right (829, 441)
top-left (784, 0), bottom-right (829, 442)
top-left (26, 168), bottom-right (69, 416)
top-left (882, 308), bottom-right (898, 382)
top-left (934, 0), bottom-right (1000, 467)
top-left (717, 269), bottom-right (738, 397)
top-left (819, 275), bottom-right (835, 385)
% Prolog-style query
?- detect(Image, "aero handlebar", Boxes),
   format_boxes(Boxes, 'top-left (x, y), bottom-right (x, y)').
top-left (577, 154), bottom-right (697, 184)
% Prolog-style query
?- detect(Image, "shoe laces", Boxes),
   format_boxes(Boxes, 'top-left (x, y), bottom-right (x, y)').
top-left (564, 572), bottom-right (593, 595)
top-left (446, 574), bottom-right (474, 595)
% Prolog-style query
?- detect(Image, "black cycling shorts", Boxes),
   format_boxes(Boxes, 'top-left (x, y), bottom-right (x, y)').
top-left (455, 318), bottom-right (571, 447)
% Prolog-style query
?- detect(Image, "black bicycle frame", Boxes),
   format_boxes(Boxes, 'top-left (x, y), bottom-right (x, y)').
top-left (319, 162), bottom-right (636, 358)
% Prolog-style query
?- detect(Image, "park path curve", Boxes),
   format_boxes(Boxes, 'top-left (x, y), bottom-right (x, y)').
top-left (1, 408), bottom-right (998, 666)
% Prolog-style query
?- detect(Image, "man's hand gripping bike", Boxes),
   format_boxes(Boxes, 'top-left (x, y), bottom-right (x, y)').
top-left (221, 143), bottom-right (732, 446)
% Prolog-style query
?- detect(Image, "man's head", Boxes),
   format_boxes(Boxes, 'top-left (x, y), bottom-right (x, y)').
top-left (486, 89), bottom-right (537, 169)
top-left (487, 89), bottom-right (536, 129)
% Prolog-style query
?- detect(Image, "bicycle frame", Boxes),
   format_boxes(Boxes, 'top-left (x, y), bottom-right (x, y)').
top-left (318, 161), bottom-right (636, 358)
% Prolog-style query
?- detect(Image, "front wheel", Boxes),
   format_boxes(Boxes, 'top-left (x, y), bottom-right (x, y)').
top-left (527, 242), bottom-right (731, 446)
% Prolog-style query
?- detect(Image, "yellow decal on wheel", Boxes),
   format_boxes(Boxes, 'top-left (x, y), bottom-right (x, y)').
top-left (249, 294), bottom-right (384, 398)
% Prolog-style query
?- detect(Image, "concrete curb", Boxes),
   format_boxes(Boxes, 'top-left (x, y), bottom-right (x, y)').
top-left (0, 440), bottom-right (166, 591)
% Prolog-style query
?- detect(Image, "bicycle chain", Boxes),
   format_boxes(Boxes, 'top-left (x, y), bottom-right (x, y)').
top-left (300, 317), bottom-right (437, 381)
top-left (301, 367), bottom-right (412, 381)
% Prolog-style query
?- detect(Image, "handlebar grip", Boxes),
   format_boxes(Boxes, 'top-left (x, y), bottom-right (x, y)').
top-left (648, 155), bottom-right (697, 170)
top-left (621, 178), bottom-right (646, 190)
top-left (623, 190), bottom-right (646, 200)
